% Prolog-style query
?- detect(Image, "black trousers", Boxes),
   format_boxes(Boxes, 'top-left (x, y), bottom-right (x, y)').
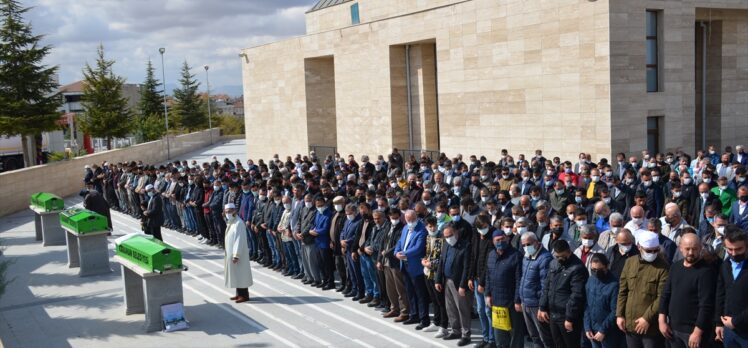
top-left (256, 228), bottom-right (270, 261)
top-left (402, 267), bottom-right (430, 325)
top-left (236, 288), bottom-right (249, 297)
top-left (426, 278), bottom-right (448, 328)
top-left (549, 319), bottom-right (582, 348)
top-left (146, 225), bottom-right (163, 241)
top-left (334, 253), bottom-right (348, 287)
top-left (376, 268), bottom-right (389, 308)
top-left (318, 248), bottom-right (335, 284)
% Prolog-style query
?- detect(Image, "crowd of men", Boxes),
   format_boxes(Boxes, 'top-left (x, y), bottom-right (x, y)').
top-left (82, 144), bottom-right (748, 348)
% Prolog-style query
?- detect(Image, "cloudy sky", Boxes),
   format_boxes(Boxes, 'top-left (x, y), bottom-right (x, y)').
top-left (24, 0), bottom-right (317, 96)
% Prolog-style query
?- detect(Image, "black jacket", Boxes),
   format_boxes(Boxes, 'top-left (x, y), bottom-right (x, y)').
top-left (435, 236), bottom-right (471, 289)
top-left (716, 257), bottom-right (748, 333)
top-left (540, 254), bottom-right (588, 322)
top-left (471, 228), bottom-right (495, 282)
top-left (83, 190), bottom-right (112, 230)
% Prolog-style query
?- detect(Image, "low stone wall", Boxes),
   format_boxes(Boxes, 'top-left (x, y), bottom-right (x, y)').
top-left (0, 128), bottom-right (220, 217)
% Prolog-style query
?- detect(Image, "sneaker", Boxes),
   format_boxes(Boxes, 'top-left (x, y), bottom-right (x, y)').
top-left (422, 323), bottom-right (439, 332)
top-left (434, 328), bottom-right (449, 339)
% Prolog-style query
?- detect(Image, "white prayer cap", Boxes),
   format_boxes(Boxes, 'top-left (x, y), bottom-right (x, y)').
top-left (145, 184), bottom-right (154, 190)
top-left (637, 231), bottom-right (659, 249)
top-left (84, 165), bottom-right (90, 169)
top-left (225, 203), bottom-right (236, 210)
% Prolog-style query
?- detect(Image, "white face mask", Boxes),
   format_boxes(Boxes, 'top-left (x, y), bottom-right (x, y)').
top-left (427, 227), bottom-right (438, 236)
top-left (618, 244), bottom-right (632, 253)
top-left (641, 251), bottom-right (658, 263)
top-left (390, 218), bottom-right (400, 225)
top-left (478, 227), bottom-right (489, 236)
top-left (576, 220), bottom-right (587, 227)
top-left (305, 202), bottom-right (313, 208)
top-left (335, 204), bottom-right (344, 212)
top-left (283, 203), bottom-right (291, 210)
top-left (225, 213), bottom-right (234, 221)
top-left (581, 238), bottom-right (595, 248)
top-left (717, 226), bottom-right (725, 235)
top-left (502, 227), bottom-right (513, 235)
top-left (446, 236), bottom-right (457, 246)
top-left (516, 226), bottom-right (528, 234)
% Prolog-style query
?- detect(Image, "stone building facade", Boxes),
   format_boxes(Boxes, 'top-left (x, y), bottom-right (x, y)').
top-left (241, 0), bottom-right (748, 161)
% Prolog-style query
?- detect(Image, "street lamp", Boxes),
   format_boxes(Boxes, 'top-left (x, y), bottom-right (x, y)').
top-left (204, 65), bottom-right (213, 144)
top-left (159, 47), bottom-right (170, 160)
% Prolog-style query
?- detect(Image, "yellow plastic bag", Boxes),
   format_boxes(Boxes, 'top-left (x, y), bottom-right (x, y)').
top-left (491, 306), bottom-right (512, 331)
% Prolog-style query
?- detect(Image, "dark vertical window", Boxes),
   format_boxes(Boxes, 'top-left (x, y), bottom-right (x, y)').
top-left (350, 3), bottom-right (360, 25)
top-left (647, 116), bottom-right (663, 154)
top-left (646, 10), bottom-right (660, 92)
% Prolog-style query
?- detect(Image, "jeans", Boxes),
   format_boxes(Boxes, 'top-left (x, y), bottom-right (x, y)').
top-left (283, 241), bottom-right (300, 274)
top-left (474, 279), bottom-right (494, 343)
top-left (523, 305), bottom-right (553, 348)
top-left (247, 224), bottom-right (257, 257)
top-left (293, 239), bottom-right (304, 275)
top-left (266, 230), bottom-right (280, 266)
top-left (346, 252), bottom-right (364, 295)
top-left (360, 254), bottom-right (380, 298)
top-left (723, 327), bottom-right (748, 348)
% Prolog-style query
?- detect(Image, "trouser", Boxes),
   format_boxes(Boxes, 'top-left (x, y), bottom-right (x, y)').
top-left (474, 279), bottom-right (494, 343)
top-left (402, 267), bottom-right (430, 325)
top-left (359, 254), bottom-right (380, 298)
top-left (334, 253), bottom-right (348, 287)
top-left (176, 202), bottom-right (185, 228)
top-left (444, 278), bottom-right (471, 337)
top-left (276, 233), bottom-right (285, 267)
top-left (426, 278), bottom-right (448, 329)
top-left (346, 252), bottom-right (364, 294)
top-left (318, 247), bottom-right (334, 284)
top-left (377, 267), bottom-right (389, 308)
top-left (235, 288), bottom-right (249, 298)
top-left (523, 305), bottom-right (553, 348)
top-left (117, 188), bottom-right (128, 212)
top-left (211, 212), bottom-right (225, 245)
top-left (724, 327), bottom-right (748, 347)
top-left (246, 224), bottom-right (257, 256)
top-left (625, 333), bottom-right (663, 348)
top-left (202, 212), bottom-right (214, 239)
top-left (302, 244), bottom-right (321, 282)
top-left (293, 239), bottom-right (304, 275)
top-left (590, 329), bottom-right (624, 348)
top-left (550, 319), bottom-right (582, 348)
top-left (145, 225), bottom-right (163, 241)
top-left (256, 229), bottom-right (270, 261)
top-left (183, 204), bottom-right (196, 232)
top-left (384, 266), bottom-right (408, 315)
top-left (266, 230), bottom-right (280, 266)
top-left (282, 241), bottom-right (300, 274)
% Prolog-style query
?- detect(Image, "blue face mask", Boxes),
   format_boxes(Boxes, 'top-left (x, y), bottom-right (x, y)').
top-left (243, 189), bottom-right (251, 194)
top-left (222, 184), bottom-right (228, 191)
top-left (707, 217), bottom-right (715, 223)
top-left (495, 241), bottom-right (508, 251)
top-left (451, 215), bottom-right (461, 222)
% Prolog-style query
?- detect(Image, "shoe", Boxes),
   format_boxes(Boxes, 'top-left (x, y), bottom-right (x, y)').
top-left (234, 296), bottom-right (249, 303)
top-left (314, 282), bottom-right (324, 288)
top-left (473, 341), bottom-right (486, 348)
top-left (302, 279), bottom-right (312, 285)
top-left (358, 295), bottom-right (373, 304)
top-left (229, 296), bottom-right (239, 301)
top-left (457, 337), bottom-right (471, 346)
top-left (367, 299), bottom-right (380, 307)
top-left (281, 270), bottom-right (290, 276)
top-left (352, 294), bottom-right (363, 301)
top-left (379, 306), bottom-right (390, 313)
top-left (415, 322), bottom-right (430, 330)
top-left (393, 314), bottom-right (409, 323)
top-left (322, 283), bottom-right (335, 291)
top-left (293, 273), bottom-right (304, 280)
top-left (443, 333), bottom-right (461, 340)
top-left (382, 310), bottom-right (400, 318)
top-left (434, 328), bottom-right (449, 339)
top-left (343, 291), bottom-right (355, 298)
top-left (335, 285), bottom-right (345, 292)
top-left (422, 323), bottom-right (439, 332)
top-left (402, 317), bottom-right (419, 325)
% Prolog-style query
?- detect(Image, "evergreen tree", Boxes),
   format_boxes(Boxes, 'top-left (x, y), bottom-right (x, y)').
top-left (0, 0), bottom-right (61, 167)
top-left (137, 59), bottom-right (165, 142)
top-left (79, 44), bottom-right (133, 150)
top-left (172, 61), bottom-right (206, 132)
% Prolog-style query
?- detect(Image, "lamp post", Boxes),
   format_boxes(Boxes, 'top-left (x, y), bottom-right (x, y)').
top-left (159, 47), bottom-right (170, 160)
top-left (204, 65), bottom-right (213, 144)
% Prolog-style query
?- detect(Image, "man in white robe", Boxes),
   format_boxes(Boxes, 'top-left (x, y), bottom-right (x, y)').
top-left (224, 203), bottom-right (253, 303)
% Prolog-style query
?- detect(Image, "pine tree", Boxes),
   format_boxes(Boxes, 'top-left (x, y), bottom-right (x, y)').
top-left (79, 44), bottom-right (133, 150)
top-left (0, 0), bottom-right (62, 167)
top-left (172, 61), bottom-right (206, 132)
top-left (137, 59), bottom-right (165, 142)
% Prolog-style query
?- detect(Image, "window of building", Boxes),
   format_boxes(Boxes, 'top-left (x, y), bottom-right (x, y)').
top-left (647, 116), bottom-right (663, 154)
top-left (646, 10), bottom-right (661, 92)
top-left (350, 3), bottom-right (360, 25)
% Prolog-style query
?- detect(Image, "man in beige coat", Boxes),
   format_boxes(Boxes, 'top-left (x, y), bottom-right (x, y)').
top-left (224, 203), bottom-right (253, 303)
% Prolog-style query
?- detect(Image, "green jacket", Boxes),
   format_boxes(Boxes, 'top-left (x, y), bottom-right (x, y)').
top-left (616, 254), bottom-right (669, 336)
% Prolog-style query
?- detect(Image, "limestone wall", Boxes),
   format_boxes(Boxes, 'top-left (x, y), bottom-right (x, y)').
top-left (0, 128), bottom-right (220, 217)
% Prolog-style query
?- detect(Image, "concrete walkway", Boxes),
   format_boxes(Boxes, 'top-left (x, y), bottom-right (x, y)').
top-left (0, 139), bottom-right (485, 348)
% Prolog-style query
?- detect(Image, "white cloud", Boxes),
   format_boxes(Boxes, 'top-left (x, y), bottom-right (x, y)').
top-left (23, 0), bottom-right (313, 95)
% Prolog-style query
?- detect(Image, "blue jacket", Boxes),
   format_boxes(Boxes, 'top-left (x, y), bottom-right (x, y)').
top-left (517, 247), bottom-right (552, 307)
top-left (729, 201), bottom-right (748, 231)
top-left (313, 207), bottom-right (333, 249)
top-left (341, 214), bottom-right (362, 247)
top-left (238, 192), bottom-right (255, 222)
top-left (584, 272), bottom-right (619, 335)
top-left (393, 220), bottom-right (427, 276)
top-left (485, 246), bottom-right (522, 308)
